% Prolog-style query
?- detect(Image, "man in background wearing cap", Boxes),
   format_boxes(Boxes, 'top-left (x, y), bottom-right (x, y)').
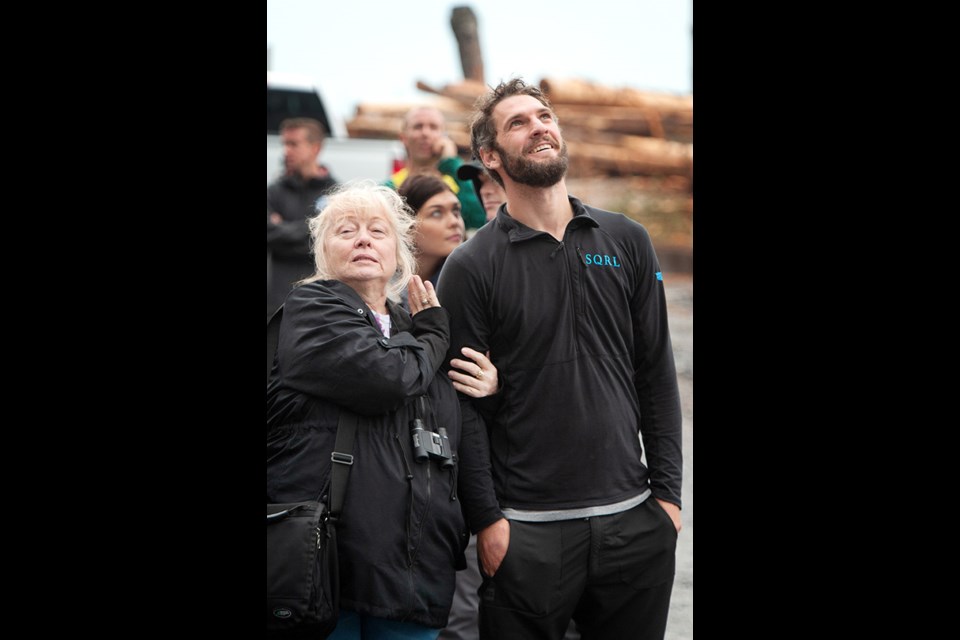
top-left (457, 160), bottom-right (506, 229)
top-left (386, 106), bottom-right (486, 231)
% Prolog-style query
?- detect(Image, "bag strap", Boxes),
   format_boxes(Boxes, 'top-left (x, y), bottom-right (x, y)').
top-left (329, 410), bottom-right (358, 519)
top-left (267, 305), bottom-right (283, 382)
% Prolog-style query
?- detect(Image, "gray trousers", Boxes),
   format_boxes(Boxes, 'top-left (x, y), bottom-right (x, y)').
top-left (438, 535), bottom-right (482, 640)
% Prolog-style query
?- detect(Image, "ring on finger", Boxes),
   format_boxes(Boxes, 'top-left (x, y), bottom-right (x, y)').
top-left (475, 369), bottom-right (484, 379)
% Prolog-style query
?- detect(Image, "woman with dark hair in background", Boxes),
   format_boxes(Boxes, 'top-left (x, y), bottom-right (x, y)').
top-left (399, 174), bottom-right (494, 640)
top-left (399, 174), bottom-right (464, 291)
top-left (399, 174), bottom-right (495, 401)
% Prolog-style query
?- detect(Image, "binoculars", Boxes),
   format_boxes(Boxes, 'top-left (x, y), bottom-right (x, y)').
top-left (410, 417), bottom-right (454, 468)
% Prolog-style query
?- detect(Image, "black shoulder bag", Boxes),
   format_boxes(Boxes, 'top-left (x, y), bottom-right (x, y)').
top-left (267, 306), bottom-right (357, 638)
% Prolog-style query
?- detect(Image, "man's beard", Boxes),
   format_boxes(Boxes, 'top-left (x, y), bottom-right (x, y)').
top-left (494, 139), bottom-right (569, 187)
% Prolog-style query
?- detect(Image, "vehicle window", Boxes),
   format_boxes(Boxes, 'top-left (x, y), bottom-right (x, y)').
top-left (267, 87), bottom-right (332, 136)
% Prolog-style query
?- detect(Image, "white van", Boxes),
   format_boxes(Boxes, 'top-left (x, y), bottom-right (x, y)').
top-left (267, 72), bottom-right (403, 184)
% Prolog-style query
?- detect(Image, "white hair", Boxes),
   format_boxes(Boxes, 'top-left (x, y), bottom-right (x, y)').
top-left (298, 180), bottom-right (417, 302)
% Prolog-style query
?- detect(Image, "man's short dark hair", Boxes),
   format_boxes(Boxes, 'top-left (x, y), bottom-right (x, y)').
top-left (279, 117), bottom-right (327, 144)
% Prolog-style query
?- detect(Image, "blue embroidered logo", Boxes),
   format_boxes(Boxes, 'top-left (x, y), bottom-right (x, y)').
top-left (583, 253), bottom-right (621, 268)
top-left (656, 271), bottom-right (663, 281)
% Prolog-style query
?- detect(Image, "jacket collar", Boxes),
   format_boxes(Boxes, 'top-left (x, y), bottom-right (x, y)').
top-left (320, 279), bottom-right (411, 333)
top-left (279, 166), bottom-right (333, 188)
top-left (495, 195), bottom-right (599, 243)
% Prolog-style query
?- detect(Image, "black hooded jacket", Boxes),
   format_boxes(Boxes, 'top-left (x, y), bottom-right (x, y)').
top-left (267, 280), bottom-right (468, 628)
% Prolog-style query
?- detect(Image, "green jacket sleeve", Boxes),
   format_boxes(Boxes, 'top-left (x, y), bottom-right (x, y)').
top-left (439, 156), bottom-right (486, 230)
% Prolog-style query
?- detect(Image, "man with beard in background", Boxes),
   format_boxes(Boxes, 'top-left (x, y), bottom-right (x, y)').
top-left (438, 78), bottom-right (683, 640)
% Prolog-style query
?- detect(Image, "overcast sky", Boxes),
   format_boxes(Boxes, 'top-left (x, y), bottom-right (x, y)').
top-left (267, 0), bottom-right (692, 128)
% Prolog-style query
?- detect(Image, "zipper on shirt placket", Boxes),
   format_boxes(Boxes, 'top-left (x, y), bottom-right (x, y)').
top-left (550, 237), bottom-right (579, 351)
top-left (561, 235), bottom-right (580, 349)
top-left (576, 245), bottom-right (589, 319)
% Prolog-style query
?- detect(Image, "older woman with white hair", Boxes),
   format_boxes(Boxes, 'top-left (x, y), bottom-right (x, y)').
top-left (267, 181), bottom-right (498, 640)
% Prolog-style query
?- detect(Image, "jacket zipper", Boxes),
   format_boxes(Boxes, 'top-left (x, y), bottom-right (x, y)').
top-left (394, 434), bottom-right (416, 565)
top-left (449, 456), bottom-right (458, 501)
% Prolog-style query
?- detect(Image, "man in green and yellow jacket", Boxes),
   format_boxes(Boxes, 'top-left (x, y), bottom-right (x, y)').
top-left (385, 106), bottom-right (485, 231)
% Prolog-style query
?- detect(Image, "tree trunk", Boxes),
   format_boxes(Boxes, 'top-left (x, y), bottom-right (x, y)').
top-left (564, 137), bottom-right (692, 178)
top-left (553, 105), bottom-right (657, 137)
top-left (540, 78), bottom-right (692, 140)
top-left (450, 6), bottom-right (485, 83)
top-left (354, 97), bottom-right (464, 118)
top-left (346, 114), bottom-right (470, 150)
top-left (345, 73), bottom-right (693, 184)
top-left (416, 80), bottom-right (488, 108)
top-left (344, 115), bottom-right (404, 140)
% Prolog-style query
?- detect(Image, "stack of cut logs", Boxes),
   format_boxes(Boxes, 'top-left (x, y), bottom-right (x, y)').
top-left (345, 77), bottom-right (692, 187)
